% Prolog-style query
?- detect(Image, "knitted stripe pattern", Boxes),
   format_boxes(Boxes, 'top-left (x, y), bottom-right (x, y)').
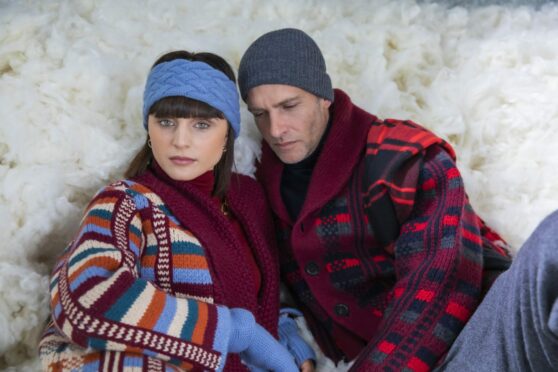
top-left (39, 180), bottom-right (230, 371)
top-left (133, 166), bottom-right (280, 343)
top-left (39, 322), bottom-right (185, 371)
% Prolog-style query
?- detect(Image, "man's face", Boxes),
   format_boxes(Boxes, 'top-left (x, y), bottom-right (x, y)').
top-left (247, 84), bottom-right (331, 164)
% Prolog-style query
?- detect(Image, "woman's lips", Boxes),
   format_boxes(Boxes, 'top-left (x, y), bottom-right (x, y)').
top-left (170, 156), bottom-right (195, 165)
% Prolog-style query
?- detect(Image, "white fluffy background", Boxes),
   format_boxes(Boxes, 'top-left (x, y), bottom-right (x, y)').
top-left (1, 0), bottom-right (558, 370)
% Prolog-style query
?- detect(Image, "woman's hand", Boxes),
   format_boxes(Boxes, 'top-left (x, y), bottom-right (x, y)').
top-left (229, 308), bottom-right (298, 371)
top-left (300, 359), bottom-right (316, 372)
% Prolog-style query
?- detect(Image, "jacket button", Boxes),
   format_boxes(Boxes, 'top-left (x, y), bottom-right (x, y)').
top-left (334, 303), bottom-right (350, 317)
top-left (305, 262), bottom-right (320, 276)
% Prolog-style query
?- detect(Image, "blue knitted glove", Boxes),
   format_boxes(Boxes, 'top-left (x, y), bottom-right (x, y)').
top-left (278, 308), bottom-right (316, 367)
top-left (228, 308), bottom-right (298, 371)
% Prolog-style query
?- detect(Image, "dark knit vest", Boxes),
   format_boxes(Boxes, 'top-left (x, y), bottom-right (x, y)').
top-left (136, 165), bottom-right (280, 371)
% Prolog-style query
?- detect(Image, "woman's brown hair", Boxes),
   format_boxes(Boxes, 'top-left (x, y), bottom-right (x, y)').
top-left (125, 51), bottom-right (237, 198)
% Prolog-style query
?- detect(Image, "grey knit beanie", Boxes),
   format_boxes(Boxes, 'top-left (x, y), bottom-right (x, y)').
top-left (238, 28), bottom-right (334, 102)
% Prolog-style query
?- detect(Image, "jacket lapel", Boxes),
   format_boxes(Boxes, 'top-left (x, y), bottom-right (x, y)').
top-left (258, 89), bottom-right (374, 226)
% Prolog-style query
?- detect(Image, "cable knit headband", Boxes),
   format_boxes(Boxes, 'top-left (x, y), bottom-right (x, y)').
top-left (143, 59), bottom-right (241, 138)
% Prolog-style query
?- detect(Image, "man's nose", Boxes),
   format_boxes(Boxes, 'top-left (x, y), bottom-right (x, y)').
top-left (268, 112), bottom-right (286, 139)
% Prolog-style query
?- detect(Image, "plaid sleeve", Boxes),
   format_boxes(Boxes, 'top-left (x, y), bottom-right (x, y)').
top-left (352, 147), bottom-right (484, 372)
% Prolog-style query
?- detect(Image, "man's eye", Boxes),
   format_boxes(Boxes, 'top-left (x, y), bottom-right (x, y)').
top-left (253, 111), bottom-right (264, 118)
top-left (283, 104), bottom-right (297, 110)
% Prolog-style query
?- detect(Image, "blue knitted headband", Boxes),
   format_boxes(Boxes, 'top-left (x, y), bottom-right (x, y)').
top-left (143, 59), bottom-right (241, 138)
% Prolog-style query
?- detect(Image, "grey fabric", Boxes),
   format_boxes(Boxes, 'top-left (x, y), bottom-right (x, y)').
top-left (436, 210), bottom-right (558, 371)
top-left (238, 28), bottom-right (333, 102)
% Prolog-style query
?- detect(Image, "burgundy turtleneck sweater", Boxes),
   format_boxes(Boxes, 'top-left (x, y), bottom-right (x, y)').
top-left (151, 162), bottom-right (261, 293)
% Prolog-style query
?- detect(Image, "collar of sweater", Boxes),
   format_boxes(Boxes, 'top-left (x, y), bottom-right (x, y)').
top-left (258, 89), bottom-right (373, 225)
top-left (150, 160), bottom-right (221, 207)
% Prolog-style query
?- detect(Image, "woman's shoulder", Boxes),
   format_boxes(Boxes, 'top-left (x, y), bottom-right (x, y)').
top-left (89, 178), bottom-right (165, 210)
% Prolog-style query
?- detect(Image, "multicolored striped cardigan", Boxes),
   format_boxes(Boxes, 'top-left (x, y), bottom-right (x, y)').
top-left (257, 89), bottom-right (511, 371)
top-left (39, 167), bottom-right (280, 371)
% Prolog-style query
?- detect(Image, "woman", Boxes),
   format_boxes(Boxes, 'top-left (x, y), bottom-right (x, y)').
top-left (38, 51), bottom-right (314, 371)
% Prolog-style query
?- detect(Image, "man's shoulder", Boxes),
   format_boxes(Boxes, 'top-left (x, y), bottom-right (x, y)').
top-left (330, 90), bottom-right (437, 148)
top-left (365, 118), bottom-right (455, 159)
top-left (368, 117), bottom-right (435, 139)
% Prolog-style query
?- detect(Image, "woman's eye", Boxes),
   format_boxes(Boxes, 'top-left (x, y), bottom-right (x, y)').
top-left (158, 119), bottom-right (174, 127)
top-left (194, 121), bottom-right (210, 129)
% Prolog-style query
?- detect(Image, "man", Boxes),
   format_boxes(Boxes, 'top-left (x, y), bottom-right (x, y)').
top-left (237, 28), bottom-right (558, 371)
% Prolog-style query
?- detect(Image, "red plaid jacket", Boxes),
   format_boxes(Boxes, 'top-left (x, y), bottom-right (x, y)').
top-left (257, 89), bottom-right (511, 371)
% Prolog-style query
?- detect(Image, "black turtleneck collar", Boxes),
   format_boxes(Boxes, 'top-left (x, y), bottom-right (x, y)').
top-left (281, 112), bottom-right (333, 220)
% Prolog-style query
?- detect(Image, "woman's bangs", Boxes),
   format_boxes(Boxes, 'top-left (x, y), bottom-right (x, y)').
top-left (149, 96), bottom-right (224, 119)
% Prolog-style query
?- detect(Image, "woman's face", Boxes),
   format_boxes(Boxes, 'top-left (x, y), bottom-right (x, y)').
top-left (148, 115), bottom-right (228, 181)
